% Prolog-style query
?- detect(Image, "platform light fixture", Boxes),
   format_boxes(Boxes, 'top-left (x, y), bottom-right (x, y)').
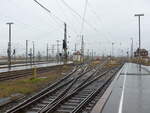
top-left (134, 14), bottom-right (144, 72)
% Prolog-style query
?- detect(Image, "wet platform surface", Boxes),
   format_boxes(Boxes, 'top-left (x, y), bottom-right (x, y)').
top-left (0, 61), bottom-right (49, 68)
top-left (0, 61), bottom-right (71, 73)
top-left (94, 63), bottom-right (150, 113)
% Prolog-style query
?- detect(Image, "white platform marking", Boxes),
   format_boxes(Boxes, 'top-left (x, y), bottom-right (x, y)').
top-left (118, 63), bottom-right (129, 113)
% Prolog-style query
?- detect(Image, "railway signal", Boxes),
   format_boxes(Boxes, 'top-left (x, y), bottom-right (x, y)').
top-left (63, 23), bottom-right (68, 64)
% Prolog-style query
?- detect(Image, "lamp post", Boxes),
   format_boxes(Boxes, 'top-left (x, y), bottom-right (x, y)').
top-left (134, 14), bottom-right (144, 71)
top-left (6, 22), bottom-right (14, 70)
top-left (130, 38), bottom-right (133, 59)
top-left (112, 42), bottom-right (114, 58)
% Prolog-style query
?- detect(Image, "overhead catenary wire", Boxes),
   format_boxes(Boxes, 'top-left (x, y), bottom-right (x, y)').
top-left (32, 0), bottom-right (81, 55)
top-left (29, 0), bottom-right (65, 32)
top-left (56, 0), bottom-right (81, 33)
top-left (80, 0), bottom-right (88, 35)
top-left (60, 0), bottom-right (82, 19)
top-left (33, 0), bottom-right (51, 13)
top-left (87, 2), bottom-right (112, 43)
top-left (4, 0), bottom-right (64, 34)
top-left (59, 0), bottom-right (112, 50)
top-left (1, 0), bottom-right (78, 56)
top-left (32, 0), bottom-right (78, 34)
top-left (32, 0), bottom-right (64, 26)
top-left (59, 0), bottom-right (108, 54)
top-left (38, 0), bottom-right (108, 53)
top-left (59, 0), bottom-right (98, 33)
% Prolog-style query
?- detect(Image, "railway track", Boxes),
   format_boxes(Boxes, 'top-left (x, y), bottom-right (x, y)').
top-left (40, 66), bottom-right (121, 113)
top-left (0, 64), bottom-right (74, 82)
top-left (5, 61), bottom-right (120, 113)
top-left (5, 64), bottom-right (90, 113)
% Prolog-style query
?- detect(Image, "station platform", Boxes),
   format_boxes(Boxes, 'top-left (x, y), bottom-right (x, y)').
top-left (91, 63), bottom-right (150, 113)
top-left (0, 61), bottom-right (72, 73)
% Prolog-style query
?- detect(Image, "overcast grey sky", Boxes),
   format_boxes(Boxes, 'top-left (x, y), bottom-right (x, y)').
top-left (0, 0), bottom-right (150, 56)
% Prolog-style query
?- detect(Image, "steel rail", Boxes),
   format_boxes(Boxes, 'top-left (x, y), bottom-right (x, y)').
top-left (6, 62), bottom-right (109, 113)
top-left (38, 67), bottom-right (99, 113)
top-left (40, 69), bottom-right (111, 113)
top-left (6, 64), bottom-right (91, 113)
top-left (71, 66), bottom-right (122, 113)
top-left (42, 65), bottom-right (123, 113)
top-left (5, 66), bottom-right (78, 113)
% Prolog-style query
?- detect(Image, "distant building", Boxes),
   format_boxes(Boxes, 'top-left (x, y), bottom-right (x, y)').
top-left (73, 51), bottom-right (83, 63)
top-left (134, 48), bottom-right (148, 58)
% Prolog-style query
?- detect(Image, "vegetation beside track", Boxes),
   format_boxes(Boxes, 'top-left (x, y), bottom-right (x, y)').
top-left (130, 58), bottom-right (150, 66)
top-left (90, 60), bottom-right (101, 67)
top-left (0, 65), bottom-right (73, 98)
top-left (105, 59), bottom-right (122, 67)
